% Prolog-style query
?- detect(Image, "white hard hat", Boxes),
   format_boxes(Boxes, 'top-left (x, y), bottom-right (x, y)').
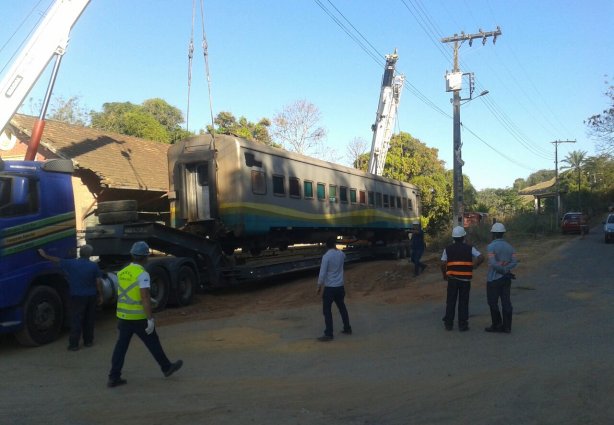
top-left (452, 226), bottom-right (466, 238)
top-left (130, 241), bottom-right (150, 257)
top-left (491, 222), bottom-right (506, 233)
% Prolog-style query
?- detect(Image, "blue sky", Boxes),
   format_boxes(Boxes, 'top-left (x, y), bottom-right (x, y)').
top-left (1, 0), bottom-right (612, 190)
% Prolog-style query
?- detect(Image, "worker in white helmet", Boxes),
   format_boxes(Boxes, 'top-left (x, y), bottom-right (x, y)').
top-left (440, 226), bottom-right (484, 331)
top-left (485, 222), bottom-right (518, 334)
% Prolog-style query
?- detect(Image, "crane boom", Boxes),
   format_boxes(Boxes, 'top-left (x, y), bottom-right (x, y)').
top-left (367, 51), bottom-right (404, 176)
top-left (0, 0), bottom-right (90, 139)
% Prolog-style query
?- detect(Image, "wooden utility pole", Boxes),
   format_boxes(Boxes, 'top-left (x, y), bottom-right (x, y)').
top-left (441, 27), bottom-right (501, 227)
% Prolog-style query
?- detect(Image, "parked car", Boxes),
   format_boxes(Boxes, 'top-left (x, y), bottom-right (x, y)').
top-left (561, 212), bottom-right (589, 234)
top-left (603, 214), bottom-right (614, 244)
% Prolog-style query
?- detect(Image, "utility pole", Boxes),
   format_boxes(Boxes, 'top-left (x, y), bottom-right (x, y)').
top-left (552, 139), bottom-right (576, 218)
top-left (441, 27), bottom-right (501, 227)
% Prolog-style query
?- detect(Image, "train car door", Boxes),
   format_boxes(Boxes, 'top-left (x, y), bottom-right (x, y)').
top-left (185, 162), bottom-right (211, 221)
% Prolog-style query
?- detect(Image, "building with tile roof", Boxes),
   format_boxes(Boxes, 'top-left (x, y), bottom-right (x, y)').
top-left (1, 114), bottom-right (171, 235)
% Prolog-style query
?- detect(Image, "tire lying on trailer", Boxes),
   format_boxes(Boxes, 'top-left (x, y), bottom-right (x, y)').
top-left (96, 200), bottom-right (139, 225)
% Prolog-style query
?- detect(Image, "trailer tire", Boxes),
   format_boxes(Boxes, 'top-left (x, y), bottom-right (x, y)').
top-left (171, 265), bottom-right (196, 306)
top-left (97, 200), bottom-right (138, 214)
top-left (15, 286), bottom-right (64, 347)
top-left (98, 211), bottom-right (139, 225)
top-left (149, 266), bottom-right (170, 311)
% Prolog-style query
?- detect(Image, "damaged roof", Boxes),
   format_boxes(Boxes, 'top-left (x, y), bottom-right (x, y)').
top-left (9, 114), bottom-right (169, 191)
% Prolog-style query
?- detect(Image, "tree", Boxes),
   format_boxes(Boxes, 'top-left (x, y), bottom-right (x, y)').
top-left (585, 78), bottom-right (614, 154)
top-left (26, 95), bottom-right (90, 126)
top-left (346, 137), bottom-right (369, 170)
top-left (90, 98), bottom-right (192, 144)
top-left (380, 132), bottom-right (446, 181)
top-left (561, 150), bottom-right (588, 210)
top-left (271, 99), bottom-right (326, 155)
top-left (208, 111), bottom-right (276, 146)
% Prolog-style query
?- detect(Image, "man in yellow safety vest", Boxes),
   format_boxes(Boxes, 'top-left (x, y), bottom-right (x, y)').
top-left (107, 241), bottom-right (183, 388)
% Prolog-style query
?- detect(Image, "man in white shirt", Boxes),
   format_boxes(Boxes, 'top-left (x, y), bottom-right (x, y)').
top-left (316, 237), bottom-right (352, 341)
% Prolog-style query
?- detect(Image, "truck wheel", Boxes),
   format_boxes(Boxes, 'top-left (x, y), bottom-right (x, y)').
top-left (97, 200), bottom-right (138, 213)
top-left (98, 211), bottom-right (139, 224)
top-left (15, 286), bottom-right (64, 346)
top-left (149, 266), bottom-right (169, 311)
top-left (171, 265), bottom-right (196, 306)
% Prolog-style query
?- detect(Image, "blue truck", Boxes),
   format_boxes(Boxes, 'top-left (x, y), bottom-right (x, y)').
top-left (0, 158), bottom-right (77, 346)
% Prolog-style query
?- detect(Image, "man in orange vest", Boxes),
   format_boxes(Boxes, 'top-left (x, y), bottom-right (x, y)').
top-left (440, 226), bottom-right (484, 331)
top-left (107, 241), bottom-right (183, 388)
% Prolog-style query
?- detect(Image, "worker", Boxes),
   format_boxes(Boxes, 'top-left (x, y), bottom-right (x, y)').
top-left (38, 245), bottom-right (103, 351)
top-left (485, 222), bottom-right (518, 334)
top-left (409, 221), bottom-right (427, 276)
top-left (440, 226), bottom-right (484, 331)
top-left (316, 236), bottom-right (352, 341)
top-left (107, 241), bottom-right (183, 388)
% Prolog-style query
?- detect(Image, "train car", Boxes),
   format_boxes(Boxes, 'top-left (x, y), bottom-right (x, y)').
top-left (168, 134), bottom-right (421, 255)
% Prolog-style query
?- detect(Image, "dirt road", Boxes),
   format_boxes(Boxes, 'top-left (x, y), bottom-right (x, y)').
top-left (1, 230), bottom-right (613, 425)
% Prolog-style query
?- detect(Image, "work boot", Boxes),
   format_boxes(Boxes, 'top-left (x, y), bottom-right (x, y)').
top-left (107, 378), bottom-right (127, 388)
top-left (164, 360), bottom-right (184, 377)
top-left (502, 312), bottom-right (512, 334)
top-left (484, 325), bottom-right (503, 333)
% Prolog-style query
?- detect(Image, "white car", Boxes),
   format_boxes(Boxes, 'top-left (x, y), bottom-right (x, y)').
top-left (604, 214), bottom-right (614, 244)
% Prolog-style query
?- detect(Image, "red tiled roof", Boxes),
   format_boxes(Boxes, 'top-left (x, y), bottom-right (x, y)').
top-left (9, 114), bottom-right (169, 191)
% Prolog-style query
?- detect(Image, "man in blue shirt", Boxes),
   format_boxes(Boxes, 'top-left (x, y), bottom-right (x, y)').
top-left (485, 222), bottom-right (518, 334)
top-left (316, 237), bottom-right (351, 341)
top-left (39, 245), bottom-right (103, 350)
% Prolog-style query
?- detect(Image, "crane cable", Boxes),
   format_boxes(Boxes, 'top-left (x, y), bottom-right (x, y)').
top-left (186, 0), bottom-right (215, 138)
top-left (186, 0), bottom-right (195, 131)
top-left (199, 0), bottom-right (215, 138)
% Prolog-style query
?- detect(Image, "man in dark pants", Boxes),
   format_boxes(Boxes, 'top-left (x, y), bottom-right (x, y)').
top-left (316, 237), bottom-right (351, 341)
top-left (410, 222), bottom-right (427, 276)
top-left (485, 222), bottom-right (518, 334)
top-left (440, 226), bottom-right (483, 331)
top-left (38, 245), bottom-right (103, 350)
top-left (107, 241), bottom-right (183, 387)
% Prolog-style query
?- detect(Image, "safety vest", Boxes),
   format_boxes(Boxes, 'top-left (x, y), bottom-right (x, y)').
top-left (116, 263), bottom-right (147, 320)
top-left (445, 243), bottom-right (474, 280)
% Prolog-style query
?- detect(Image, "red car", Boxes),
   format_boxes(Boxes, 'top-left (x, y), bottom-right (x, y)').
top-left (561, 212), bottom-right (589, 234)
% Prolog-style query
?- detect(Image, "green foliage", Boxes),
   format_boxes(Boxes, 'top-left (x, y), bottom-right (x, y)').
top-left (476, 188), bottom-right (530, 217)
top-left (90, 99), bottom-right (191, 143)
top-left (209, 111), bottom-right (277, 147)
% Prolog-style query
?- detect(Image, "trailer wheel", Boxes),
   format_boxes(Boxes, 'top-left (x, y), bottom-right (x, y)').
top-left (15, 286), bottom-right (64, 346)
top-left (98, 211), bottom-right (139, 225)
top-left (97, 200), bottom-right (138, 213)
top-left (149, 266), bottom-right (169, 311)
top-left (171, 265), bottom-right (196, 306)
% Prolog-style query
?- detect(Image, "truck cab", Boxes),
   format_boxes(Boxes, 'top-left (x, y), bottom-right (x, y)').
top-left (0, 158), bottom-right (76, 345)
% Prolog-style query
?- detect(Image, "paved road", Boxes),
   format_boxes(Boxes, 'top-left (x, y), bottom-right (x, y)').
top-left (1, 229), bottom-right (613, 425)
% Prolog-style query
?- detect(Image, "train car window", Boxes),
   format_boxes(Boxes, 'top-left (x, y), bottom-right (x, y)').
top-left (402, 197), bottom-right (408, 211)
top-left (340, 186), bottom-right (348, 203)
top-left (251, 170), bottom-right (266, 195)
top-left (368, 191), bottom-right (374, 206)
top-left (376, 192), bottom-right (382, 207)
top-left (244, 152), bottom-right (262, 167)
top-left (289, 177), bottom-right (301, 198)
top-left (329, 185), bottom-right (337, 202)
top-left (383, 194), bottom-right (389, 208)
top-left (196, 163), bottom-right (208, 186)
top-left (359, 190), bottom-right (366, 204)
top-left (304, 181), bottom-right (314, 199)
top-left (349, 188), bottom-right (357, 204)
top-left (408, 198), bottom-right (413, 210)
top-left (396, 196), bottom-right (402, 208)
top-left (272, 175), bottom-right (285, 196)
top-left (317, 183), bottom-right (326, 201)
